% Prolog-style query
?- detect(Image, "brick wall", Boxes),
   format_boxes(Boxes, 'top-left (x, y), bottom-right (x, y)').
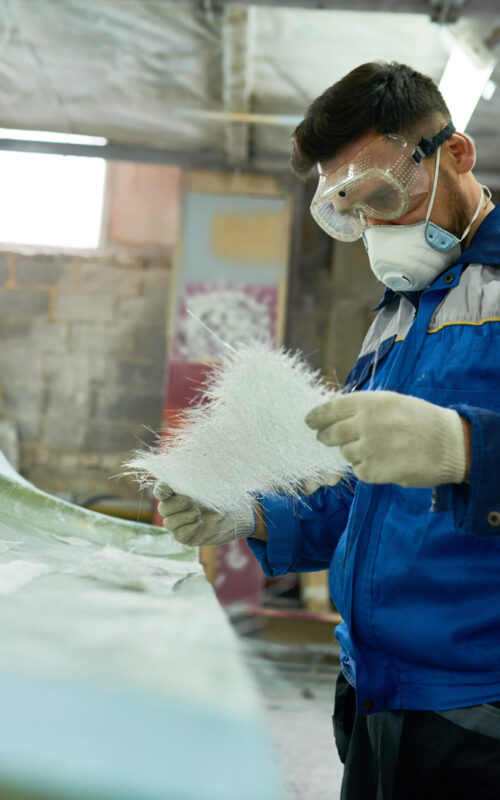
top-left (0, 249), bottom-right (170, 499)
top-left (0, 161), bottom-right (180, 500)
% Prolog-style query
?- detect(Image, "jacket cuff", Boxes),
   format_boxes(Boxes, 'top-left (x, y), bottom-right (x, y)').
top-left (432, 405), bottom-right (500, 537)
top-left (246, 493), bottom-right (301, 577)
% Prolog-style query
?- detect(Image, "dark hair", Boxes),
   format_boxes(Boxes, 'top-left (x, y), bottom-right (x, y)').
top-left (291, 62), bottom-right (451, 179)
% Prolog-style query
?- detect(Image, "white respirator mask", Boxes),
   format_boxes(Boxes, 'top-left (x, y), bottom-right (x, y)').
top-left (362, 145), bottom-right (489, 292)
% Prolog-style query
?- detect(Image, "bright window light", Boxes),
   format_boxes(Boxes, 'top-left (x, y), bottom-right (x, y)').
top-left (0, 149), bottom-right (106, 249)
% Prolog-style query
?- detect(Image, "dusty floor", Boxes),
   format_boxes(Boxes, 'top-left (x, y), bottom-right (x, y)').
top-left (242, 638), bottom-right (344, 799)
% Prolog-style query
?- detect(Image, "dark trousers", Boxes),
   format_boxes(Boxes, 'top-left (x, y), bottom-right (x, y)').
top-left (333, 672), bottom-right (500, 800)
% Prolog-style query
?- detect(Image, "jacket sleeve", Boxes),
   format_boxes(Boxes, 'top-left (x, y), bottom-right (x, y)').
top-left (432, 405), bottom-right (500, 537)
top-left (246, 479), bottom-right (355, 577)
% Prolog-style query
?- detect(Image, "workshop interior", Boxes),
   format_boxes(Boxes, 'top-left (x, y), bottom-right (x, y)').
top-left (0, 2), bottom-right (498, 799)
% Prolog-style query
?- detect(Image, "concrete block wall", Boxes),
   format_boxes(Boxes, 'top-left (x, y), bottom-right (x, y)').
top-left (0, 249), bottom-right (170, 499)
top-left (0, 161), bottom-right (180, 500)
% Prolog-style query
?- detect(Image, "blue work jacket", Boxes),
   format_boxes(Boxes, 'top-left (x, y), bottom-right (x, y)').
top-left (248, 207), bottom-right (500, 715)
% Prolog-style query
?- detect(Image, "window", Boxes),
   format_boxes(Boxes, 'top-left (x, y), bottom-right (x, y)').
top-left (0, 130), bottom-right (107, 249)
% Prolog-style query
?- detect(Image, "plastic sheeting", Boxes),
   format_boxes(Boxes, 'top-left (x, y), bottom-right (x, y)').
top-left (0, 454), bottom-right (283, 800)
top-left (0, 2), bottom-right (498, 174)
top-left (0, 2), bottom-right (447, 153)
top-left (0, 0), bottom-right (223, 149)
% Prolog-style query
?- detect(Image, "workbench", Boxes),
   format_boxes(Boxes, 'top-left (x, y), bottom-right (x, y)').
top-left (0, 455), bottom-right (283, 800)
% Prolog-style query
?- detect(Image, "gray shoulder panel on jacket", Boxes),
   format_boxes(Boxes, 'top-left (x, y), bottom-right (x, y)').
top-left (359, 295), bottom-right (415, 358)
top-left (359, 265), bottom-right (499, 358)
top-left (429, 265), bottom-right (500, 332)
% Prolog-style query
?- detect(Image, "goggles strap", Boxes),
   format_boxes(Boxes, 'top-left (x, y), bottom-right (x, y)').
top-left (412, 121), bottom-right (456, 164)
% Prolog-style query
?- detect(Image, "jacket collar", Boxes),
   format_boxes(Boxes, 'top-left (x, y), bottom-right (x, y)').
top-left (372, 287), bottom-right (419, 311)
top-left (450, 204), bottom-right (500, 268)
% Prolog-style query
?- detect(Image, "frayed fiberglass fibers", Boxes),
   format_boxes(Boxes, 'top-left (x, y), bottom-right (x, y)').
top-left (126, 341), bottom-right (348, 515)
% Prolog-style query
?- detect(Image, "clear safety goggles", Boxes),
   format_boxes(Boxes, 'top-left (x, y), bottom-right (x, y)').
top-left (310, 133), bottom-right (437, 242)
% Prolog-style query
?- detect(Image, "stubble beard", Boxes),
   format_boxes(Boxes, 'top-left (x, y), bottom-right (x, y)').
top-left (439, 170), bottom-right (472, 242)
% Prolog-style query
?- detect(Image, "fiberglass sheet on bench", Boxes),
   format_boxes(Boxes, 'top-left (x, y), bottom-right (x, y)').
top-left (0, 454), bottom-right (283, 800)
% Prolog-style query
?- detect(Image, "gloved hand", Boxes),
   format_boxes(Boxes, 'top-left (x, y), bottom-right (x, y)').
top-left (305, 391), bottom-right (467, 488)
top-left (153, 484), bottom-right (256, 546)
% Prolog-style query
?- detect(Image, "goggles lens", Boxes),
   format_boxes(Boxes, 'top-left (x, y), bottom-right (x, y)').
top-left (310, 134), bottom-right (430, 241)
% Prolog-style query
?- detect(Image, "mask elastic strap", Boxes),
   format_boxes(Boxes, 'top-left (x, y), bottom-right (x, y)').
top-left (425, 149), bottom-right (489, 241)
top-left (459, 185), bottom-right (491, 242)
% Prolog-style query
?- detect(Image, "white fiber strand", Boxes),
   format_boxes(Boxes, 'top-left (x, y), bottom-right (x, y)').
top-left (125, 342), bottom-right (347, 515)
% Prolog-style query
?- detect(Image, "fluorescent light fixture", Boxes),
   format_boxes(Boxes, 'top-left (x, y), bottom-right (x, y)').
top-left (0, 128), bottom-right (107, 146)
top-left (438, 26), bottom-right (496, 132)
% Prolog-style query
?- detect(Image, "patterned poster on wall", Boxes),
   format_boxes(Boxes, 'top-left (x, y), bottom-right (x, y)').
top-left (172, 283), bottom-right (278, 362)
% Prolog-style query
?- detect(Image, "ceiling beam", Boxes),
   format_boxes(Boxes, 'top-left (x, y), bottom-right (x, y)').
top-left (0, 137), bottom-right (298, 177)
top-left (201, 0), bottom-right (497, 23)
top-left (0, 138), bottom-right (229, 169)
top-left (4, 139), bottom-right (500, 185)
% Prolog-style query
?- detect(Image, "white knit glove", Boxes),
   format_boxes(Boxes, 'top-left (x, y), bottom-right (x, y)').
top-left (305, 391), bottom-right (467, 488)
top-left (153, 484), bottom-right (256, 546)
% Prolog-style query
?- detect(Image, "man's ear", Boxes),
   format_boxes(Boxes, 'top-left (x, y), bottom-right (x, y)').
top-left (446, 132), bottom-right (476, 174)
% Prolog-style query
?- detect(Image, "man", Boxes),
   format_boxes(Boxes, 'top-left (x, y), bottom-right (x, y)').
top-left (156, 62), bottom-right (500, 799)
